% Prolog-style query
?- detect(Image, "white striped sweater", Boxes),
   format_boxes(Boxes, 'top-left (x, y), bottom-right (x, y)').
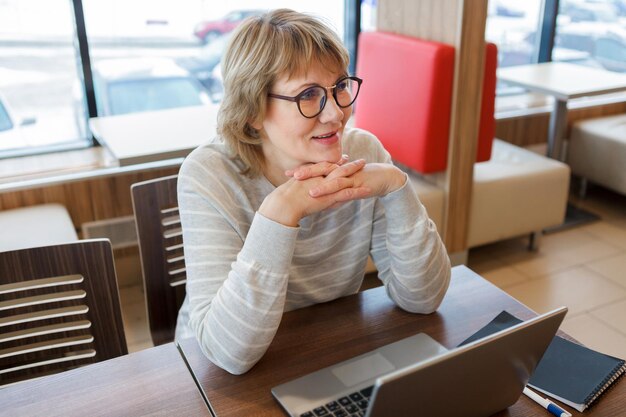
top-left (175, 127), bottom-right (451, 374)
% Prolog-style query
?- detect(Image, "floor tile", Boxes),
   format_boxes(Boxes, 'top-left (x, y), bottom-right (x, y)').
top-left (560, 313), bottom-right (626, 360)
top-left (504, 266), bottom-right (626, 316)
top-left (591, 299), bottom-right (626, 336)
top-left (480, 266), bottom-right (529, 289)
top-left (469, 237), bottom-right (531, 265)
top-left (550, 239), bottom-right (622, 266)
top-left (587, 253), bottom-right (626, 290)
top-left (118, 285), bottom-right (152, 349)
top-left (540, 227), bottom-right (598, 254)
top-left (466, 257), bottom-right (505, 275)
top-left (505, 252), bottom-right (573, 278)
top-left (580, 222), bottom-right (626, 250)
top-left (128, 339), bottom-right (155, 353)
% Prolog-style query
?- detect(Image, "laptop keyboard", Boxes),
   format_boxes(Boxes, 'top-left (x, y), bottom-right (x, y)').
top-left (299, 385), bottom-right (373, 417)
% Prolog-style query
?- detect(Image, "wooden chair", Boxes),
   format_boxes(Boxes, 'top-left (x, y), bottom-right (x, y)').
top-left (131, 175), bottom-right (186, 346)
top-left (0, 239), bottom-right (127, 386)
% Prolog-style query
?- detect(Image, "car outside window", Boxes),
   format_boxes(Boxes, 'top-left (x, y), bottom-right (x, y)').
top-left (107, 78), bottom-right (208, 116)
top-left (0, 100), bottom-right (14, 132)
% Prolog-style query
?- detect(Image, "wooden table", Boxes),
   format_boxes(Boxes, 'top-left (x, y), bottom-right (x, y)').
top-left (89, 103), bottom-right (219, 166)
top-left (497, 62), bottom-right (626, 160)
top-left (178, 265), bottom-right (625, 417)
top-left (0, 342), bottom-right (211, 416)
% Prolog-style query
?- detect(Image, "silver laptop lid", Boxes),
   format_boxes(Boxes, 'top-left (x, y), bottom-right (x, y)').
top-left (272, 307), bottom-right (567, 417)
top-left (366, 306), bottom-right (567, 417)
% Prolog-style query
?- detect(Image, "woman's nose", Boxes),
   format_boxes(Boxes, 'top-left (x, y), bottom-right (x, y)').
top-left (318, 94), bottom-right (344, 123)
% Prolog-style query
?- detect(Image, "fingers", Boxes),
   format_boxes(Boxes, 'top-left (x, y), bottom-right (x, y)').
top-left (324, 159), bottom-right (366, 181)
top-left (285, 161), bottom-right (335, 179)
top-left (326, 186), bottom-right (372, 204)
top-left (336, 154), bottom-right (349, 166)
top-left (309, 175), bottom-right (370, 198)
top-left (285, 155), bottom-right (352, 180)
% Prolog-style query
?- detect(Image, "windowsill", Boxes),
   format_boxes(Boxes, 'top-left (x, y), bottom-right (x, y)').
top-left (0, 146), bottom-right (182, 193)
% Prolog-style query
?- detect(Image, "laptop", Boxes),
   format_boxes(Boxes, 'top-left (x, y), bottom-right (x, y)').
top-left (272, 306), bottom-right (567, 417)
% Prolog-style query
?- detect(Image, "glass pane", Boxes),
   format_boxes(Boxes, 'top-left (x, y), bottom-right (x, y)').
top-left (485, 0), bottom-right (543, 68)
top-left (82, 1), bottom-right (346, 115)
top-left (0, 0), bottom-right (90, 157)
top-left (361, 0), bottom-right (377, 32)
top-left (554, 0), bottom-right (626, 72)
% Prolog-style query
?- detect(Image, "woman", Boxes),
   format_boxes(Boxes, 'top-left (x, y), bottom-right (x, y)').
top-left (176, 9), bottom-right (451, 375)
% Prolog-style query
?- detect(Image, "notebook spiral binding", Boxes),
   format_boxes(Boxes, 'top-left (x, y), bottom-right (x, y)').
top-left (584, 362), bottom-right (626, 407)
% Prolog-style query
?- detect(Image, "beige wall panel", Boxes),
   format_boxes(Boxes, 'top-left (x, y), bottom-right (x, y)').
top-left (378, 0), bottom-right (459, 44)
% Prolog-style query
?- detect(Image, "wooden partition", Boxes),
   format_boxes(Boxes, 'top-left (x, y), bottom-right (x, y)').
top-left (0, 167), bottom-right (178, 231)
top-left (496, 100), bottom-right (626, 147)
top-left (378, 0), bottom-right (488, 254)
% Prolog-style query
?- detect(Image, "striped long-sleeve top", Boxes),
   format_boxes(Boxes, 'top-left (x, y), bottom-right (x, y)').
top-left (174, 127), bottom-right (451, 375)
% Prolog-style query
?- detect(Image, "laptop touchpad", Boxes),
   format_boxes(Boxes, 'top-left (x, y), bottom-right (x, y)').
top-left (331, 353), bottom-right (395, 387)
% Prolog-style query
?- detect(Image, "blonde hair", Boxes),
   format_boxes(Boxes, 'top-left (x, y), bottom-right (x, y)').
top-left (217, 8), bottom-right (350, 177)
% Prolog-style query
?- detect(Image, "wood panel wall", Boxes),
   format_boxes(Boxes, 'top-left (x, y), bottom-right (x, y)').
top-left (0, 167), bottom-right (178, 234)
top-left (377, 0), bottom-right (459, 44)
top-left (378, 0), bottom-right (488, 253)
top-left (496, 101), bottom-right (626, 147)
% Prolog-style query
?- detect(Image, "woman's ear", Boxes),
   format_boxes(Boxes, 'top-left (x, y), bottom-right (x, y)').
top-left (249, 117), bottom-right (263, 131)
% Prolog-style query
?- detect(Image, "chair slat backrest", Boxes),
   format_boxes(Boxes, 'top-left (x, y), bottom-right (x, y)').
top-left (0, 239), bottom-right (127, 386)
top-left (131, 175), bottom-right (186, 346)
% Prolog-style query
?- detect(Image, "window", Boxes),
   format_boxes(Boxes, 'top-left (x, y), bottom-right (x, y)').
top-left (486, 0), bottom-right (544, 69)
top-left (0, 0), bottom-right (90, 157)
top-left (361, 0), bottom-right (377, 32)
top-left (81, 0), bottom-right (346, 120)
top-left (1, 0), bottom-right (347, 160)
top-left (553, 0), bottom-right (626, 72)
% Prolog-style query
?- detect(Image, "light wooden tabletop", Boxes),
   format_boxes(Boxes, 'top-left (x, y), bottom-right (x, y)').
top-left (497, 62), bottom-right (626, 101)
top-left (89, 103), bottom-right (219, 166)
top-left (178, 265), bottom-right (626, 417)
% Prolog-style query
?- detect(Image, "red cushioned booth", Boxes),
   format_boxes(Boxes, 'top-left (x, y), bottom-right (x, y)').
top-left (354, 31), bottom-right (496, 174)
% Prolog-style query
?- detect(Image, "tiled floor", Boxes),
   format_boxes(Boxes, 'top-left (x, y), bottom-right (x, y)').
top-left (118, 284), bottom-right (153, 352)
top-left (468, 184), bottom-right (626, 360)
top-left (119, 184), bottom-right (626, 361)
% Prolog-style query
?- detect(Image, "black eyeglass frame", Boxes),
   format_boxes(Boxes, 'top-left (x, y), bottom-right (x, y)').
top-left (267, 76), bottom-right (363, 119)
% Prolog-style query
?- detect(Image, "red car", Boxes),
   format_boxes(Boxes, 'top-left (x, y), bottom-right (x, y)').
top-left (194, 10), bottom-right (264, 44)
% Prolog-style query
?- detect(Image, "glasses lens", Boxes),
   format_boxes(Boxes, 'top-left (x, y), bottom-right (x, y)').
top-left (335, 78), bottom-right (360, 108)
top-left (297, 86), bottom-right (326, 118)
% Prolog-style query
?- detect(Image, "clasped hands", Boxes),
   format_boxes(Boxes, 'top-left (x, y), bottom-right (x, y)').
top-left (259, 155), bottom-right (406, 227)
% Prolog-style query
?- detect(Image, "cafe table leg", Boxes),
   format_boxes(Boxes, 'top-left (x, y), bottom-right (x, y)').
top-left (547, 99), bottom-right (568, 161)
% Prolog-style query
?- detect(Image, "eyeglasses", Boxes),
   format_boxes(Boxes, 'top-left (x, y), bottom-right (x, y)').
top-left (268, 76), bottom-right (363, 118)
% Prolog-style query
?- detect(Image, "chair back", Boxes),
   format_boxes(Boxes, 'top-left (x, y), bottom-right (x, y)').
top-left (131, 175), bottom-right (186, 346)
top-left (0, 239), bottom-right (127, 386)
top-left (355, 31), bottom-right (496, 174)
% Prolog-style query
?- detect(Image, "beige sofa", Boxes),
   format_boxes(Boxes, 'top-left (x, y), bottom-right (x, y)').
top-left (0, 204), bottom-right (78, 252)
top-left (567, 113), bottom-right (626, 196)
top-left (408, 139), bottom-right (570, 249)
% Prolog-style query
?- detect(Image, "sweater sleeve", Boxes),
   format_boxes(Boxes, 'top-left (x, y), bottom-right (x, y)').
top-left (357, 130), bottom-right (450, 314)
top-left (178, 156), bottom-right (299, 375)
top-left (370, 178), bottom-right (451, 313)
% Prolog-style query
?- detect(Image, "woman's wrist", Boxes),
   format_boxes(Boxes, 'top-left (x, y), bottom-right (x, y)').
top-left (258, 191), bottom-right (301, 227)
top-left (386, 167), bottom-right (408, 195)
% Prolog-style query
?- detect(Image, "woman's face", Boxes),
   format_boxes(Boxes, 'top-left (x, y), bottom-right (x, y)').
top-left (257, 64), bottom-right (352, 183)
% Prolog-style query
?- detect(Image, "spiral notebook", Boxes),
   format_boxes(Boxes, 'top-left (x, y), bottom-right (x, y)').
top-left (460, 311), bottom-right (626, 412)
